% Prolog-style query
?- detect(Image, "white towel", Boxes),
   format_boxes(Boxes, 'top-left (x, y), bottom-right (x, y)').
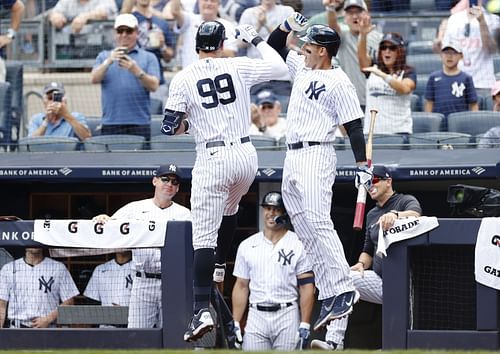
top-left (34, 219), bottom-right (168, 248)
top-left (475, 217), bottom-right (500, 290)
top-left (376, 216), bottom-right (440, 257)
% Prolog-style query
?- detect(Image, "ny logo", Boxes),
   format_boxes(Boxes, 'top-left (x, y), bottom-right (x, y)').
top-left (125, 274), bottom-right (133, 288)
top-left (305, 81), bottom-right (326, 100)
top-left (451, 82), bottom-right (466, 98)
top-left (277, 249), bottom-right (295, 266)
top-left (39, 276), bottom-right (54, 293)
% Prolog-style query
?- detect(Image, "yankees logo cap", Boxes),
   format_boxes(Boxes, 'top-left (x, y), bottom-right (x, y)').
top-left (381, 32), bottom-right (404, 47)
top-left (372, 165), bottom-right (392, 179)
top-left (256, 90), bottom-right (277, 106)
top-left (154, 164), bottom-right (182, 179)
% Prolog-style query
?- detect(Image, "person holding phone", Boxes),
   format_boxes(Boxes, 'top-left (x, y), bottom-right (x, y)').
top-left (28, 82), bottom-right (91, 141)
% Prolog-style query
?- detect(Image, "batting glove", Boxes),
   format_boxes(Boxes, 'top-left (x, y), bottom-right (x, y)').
top-left (283, 12), bottom-right (308, 32)
top-left (235, 24), bottom-right (262, 46)
top-left (296, 322), bottom-right (310, 350)
top-left (233, 320), bottom-right (243, 349)
top-left (355, 165), bottom-right (373, 191)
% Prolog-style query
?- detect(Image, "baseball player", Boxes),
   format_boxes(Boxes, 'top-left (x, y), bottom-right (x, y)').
top-left (312, 165), bottom-right (422, 349)
top-left (267, 14), bottom-right (371, 331)
top-left (161, 21), bottom-right (288, 342)
top-left (0, 248), bottom-right (79, 328)
top-left (93, 164), bottom-right (191, 328)
top-left (83, 251), bottom-right (134, 325)
top-left (232, 192), bottom-right (315, 351)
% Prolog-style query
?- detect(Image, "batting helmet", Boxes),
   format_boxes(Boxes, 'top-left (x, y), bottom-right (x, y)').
top-left (261, 191), bottom-right (285, 209)
top-left (299, 24), bottom-right (341, 57)
top-left (196, 20), bottom-right (226, 53)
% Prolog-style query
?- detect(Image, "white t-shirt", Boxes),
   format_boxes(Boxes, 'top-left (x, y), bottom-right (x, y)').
top-left (249, 116), bottom-right (287, 140)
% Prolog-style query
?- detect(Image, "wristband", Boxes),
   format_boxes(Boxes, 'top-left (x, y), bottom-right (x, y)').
top-left (325, 5), bottom-right (337, 12)
top-left (6, 28), bottom-right (16, 40)
top-left (299, 322), bottom-right (310, 330)
top-left (390, 210), bottom-right (399, 218)
top-left (251, 36), bottom-right (264, 47)
top-left (182, 119), bottom-right (190, 132)
top-left (384, 75), bottom-right (393, 84)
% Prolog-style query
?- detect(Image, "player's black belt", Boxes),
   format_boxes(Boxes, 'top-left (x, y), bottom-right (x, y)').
top-left (136, 271), bottom-right (162, 279)
top-left (8, 319), bottom-right (31, 328)
top-left (206, 136), bottom-right (250, 148)
top-left (251, 302), bottom-right (293, 312)
top-left (287, 141), bottom-right (321, 150)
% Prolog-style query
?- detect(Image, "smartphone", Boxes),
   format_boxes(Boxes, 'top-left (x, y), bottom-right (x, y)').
top-left (117, 47), bottom-right (128, 55)
top-left (53, 91), bottom-right (63, 102)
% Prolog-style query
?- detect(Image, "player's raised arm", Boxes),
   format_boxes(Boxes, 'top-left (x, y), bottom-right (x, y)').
top-left (267, 12), bottom-right (308, 61)
top-left (234, 24), bottom-right (288, 78)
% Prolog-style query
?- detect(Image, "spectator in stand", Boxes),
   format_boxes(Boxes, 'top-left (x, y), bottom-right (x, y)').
top-left (28, 82), bottom-right (91, 141)
top-left (49, 0), bottom-right (118, 34)
top-left (170, 0), bottom-right (239, 68)
top-left (491, 80), bottom-right (500, 110)
top-left (358, 32), bottom-right (416, 136)
top-left (424, 39), bottom-right (478, 127)
top-left (132, 0), bottom-right (176, 103)
top-left (369, 0), bottom-right (410, 11)
top-left (249, 89), bottom-right (287, 140)
top-left (238, 0), bottom-right (294, 59)
top-left (91, 14), bottom-right (160, 140)
top-left (0, 0), bottom-right (24, 81)
top-left (328, 0), bottom-right (383, 111)
top-left (440, 0), bottom-right (500, 96)
top-left (307, 0), bottom-right (344, 30)
top-left (477, 80), bottom-right (500, 148)
top-left (0, 248), bottom-right (79, 328)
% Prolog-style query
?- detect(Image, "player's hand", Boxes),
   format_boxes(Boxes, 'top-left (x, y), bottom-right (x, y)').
top-left (282, 12), bottom-right (308, 32)
top-left (233, 320), bottom-right (243, 349)
top-left (355, 165), bottom-right (373, 191)
top-left (235, 24), bottom-right (260, 44)
top-left (296, 322), bottom-right (310, 350)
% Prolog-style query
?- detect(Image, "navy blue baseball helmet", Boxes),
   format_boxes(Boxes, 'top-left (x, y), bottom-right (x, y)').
top-left (299, 24), bottom-right (341, 57)
top-left (196, 21), bottom-right (226, 53)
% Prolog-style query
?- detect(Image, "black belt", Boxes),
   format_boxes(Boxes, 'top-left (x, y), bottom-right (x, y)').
top-left (287, 141), bottom-right (320, 150)
top-left (136, 271), bottom-right (161, 279)
top-left (9, 320), bottom-right (31, 328)
top-left (206, 136), bottom-right (250, 148)
top-left (252, 302), bottom-right (293, 312)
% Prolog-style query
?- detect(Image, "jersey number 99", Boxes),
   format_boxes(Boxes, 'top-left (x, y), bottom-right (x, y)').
top-left (197, 74), bottom-right (236, 109)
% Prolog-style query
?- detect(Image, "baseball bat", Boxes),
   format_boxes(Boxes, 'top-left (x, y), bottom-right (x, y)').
top-left (353, 109), bottom-right (377, 231)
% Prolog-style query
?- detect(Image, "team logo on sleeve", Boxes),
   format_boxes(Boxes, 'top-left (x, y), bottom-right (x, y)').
top-left (305, 81), bottom-right (326, 100)
top-left (277, 249), bottom-right (295, 266)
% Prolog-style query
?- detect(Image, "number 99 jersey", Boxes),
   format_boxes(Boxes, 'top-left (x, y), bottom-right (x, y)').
top-left (164, 56), bottom-right (276, 144)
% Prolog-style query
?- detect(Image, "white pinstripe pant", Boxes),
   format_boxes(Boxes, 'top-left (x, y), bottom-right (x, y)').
top-left (191, 141), bottom-right (258, 250)
top-left (282, 145), bottom-right (353, 300)
top-left (127, 277), bottom-right (162, 328)
top-left (325, 269), bottom-right (383, 344)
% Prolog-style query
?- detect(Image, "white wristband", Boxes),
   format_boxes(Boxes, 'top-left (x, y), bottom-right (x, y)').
top-left (299, 322), bottom-right (310, 330)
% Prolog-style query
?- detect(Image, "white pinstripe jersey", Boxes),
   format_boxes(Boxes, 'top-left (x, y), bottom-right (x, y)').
top-left (284, 50), bottom-right (364, 144)
top-left (112, 199), bottom-right (191, 274)
top-left (84, 259), bottom-right (133, 306)
top-left (0, 258), bottom-right (79, 322)
top-left (165, 56), bottom-right (276, 144)
top-left (232, 231), bottom-right (312, 304)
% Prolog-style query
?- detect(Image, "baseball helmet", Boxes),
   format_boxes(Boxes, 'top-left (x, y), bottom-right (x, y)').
top-left (299, 24), bottom-right (341, 57)
top-left (261, 191), bottom-right (285, 209)
top-left (196, 20), bottom-right (226, 53)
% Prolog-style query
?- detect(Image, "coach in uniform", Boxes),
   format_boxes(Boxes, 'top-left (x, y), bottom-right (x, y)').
top-left (93, 164), bottom-right (191, 328)
top-left (161, 21), bottom-right (288, 342)
top-left (312, 165), bottom-right (422, 349)
top-left (232, 191), bottom-right (315, 350)
top-left (267, 14), bottom-right (371, 331)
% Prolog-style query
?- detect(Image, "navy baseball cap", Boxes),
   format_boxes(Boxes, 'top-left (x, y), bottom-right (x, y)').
top-left (154, 164), bottom-right (181, 179)
top-left (381, 33), bottom-right (404, 47)
top-left (256, 90), bottom-right (278, 106)
top-left (372, 165), bottom-right (392, 179)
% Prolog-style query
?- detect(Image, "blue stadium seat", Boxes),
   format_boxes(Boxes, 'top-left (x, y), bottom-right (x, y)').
top-left (411, 112), bottom-right (444, 133)
top-left (84, 135), bottom-right (145, 152)
top-left (150, 134), bottom-right (196, 150)
top-left (409, 132), bottom-right (472, 149)
top-left (150, 115), bottom-right (163, 137)
top-left (85, 116), bottom-right (102, 136)
top-left (18, 136), bottom-right (80, 152)
top-left (447, 111), bottom-right (500, 136)
top-left (411, 93), bottom-right (423, 112)
top-left (372, 134), bottom-right (408, 149)
top-left (407, 54), bottom-right (442, 76)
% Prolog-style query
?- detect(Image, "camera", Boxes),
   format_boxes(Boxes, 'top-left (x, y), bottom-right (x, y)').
top-left (117, 47), bottom-right (128, 55)
top-left (447, 184), bottom-right (500, 217)
top-left (52, 91), bottom-right (63, 102)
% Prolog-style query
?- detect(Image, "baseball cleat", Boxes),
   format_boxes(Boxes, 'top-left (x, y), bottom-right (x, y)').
top-left (310, 339), bottom-right (344, 350)
top-left (183, 308), bottom-right (214, 342)
top-left (313, 290), bottom-right (360, 331)
top-left (213, 263), bottom-right (226, 283)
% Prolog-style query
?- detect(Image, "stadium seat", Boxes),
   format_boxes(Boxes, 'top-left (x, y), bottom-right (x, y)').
top-left (411, 112), bottom-right (444, 133)
top-left (150, 115), bottom-right (163, 137)
top-left (478, 95), bottom-right (494, 111)
top-left (407, 54), bottom-right (442, 76)
top-left (85, 116), bottom-right (102, 136)
top-left (409, 132), bottom-right (472, 149)
top-left (150, 98), bottom-right (163, 115)
top-left (150, 134), bottom-right (196, 150)
top-left (84, 135), bottom-right (145, 152)
top-left (250, 135), bottom-right (277, 148)
top-left (411, 93), bottom-right (423, 112)
top-left (18, 136), bottom-right (80, 152)
top-left (372, 134), bottom-right (408, 149)
top-left (447, 111), bottom-right (500, 136)
top-left (0, 82), bottom-right (12, 148)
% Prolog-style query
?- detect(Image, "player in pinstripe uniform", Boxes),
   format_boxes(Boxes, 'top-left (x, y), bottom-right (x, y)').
top-left (268, 14), bottom-right (370, 331)
top-left (0, 248), bottom-right (79, 328)
top-left (93, 164), bottom-right (191, 328)
top-left (232, 192), bottom-right (315, 350)
top-left (161, 21), bottom-right (288, 342)
top-left (312, 165), bottom-right (422, 349)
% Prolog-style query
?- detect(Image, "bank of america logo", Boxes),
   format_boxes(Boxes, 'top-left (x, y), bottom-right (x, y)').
top-left (59, 167), bottom-right (72, 176)
top-left (472, 167), bottom-right (485, 175)
top-left (262, 168), bottom-right (276, 176)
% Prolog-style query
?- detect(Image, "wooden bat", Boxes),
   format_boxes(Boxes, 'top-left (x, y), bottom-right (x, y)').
top-left (353, 109), bottom-right (377, 231)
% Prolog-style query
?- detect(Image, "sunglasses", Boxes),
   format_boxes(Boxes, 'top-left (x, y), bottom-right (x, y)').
top-left (159, 176), bottom-right (179, 185)
top-left (116, 28), bottom-right (135, 35)
top-left (372, 176), bottom-right (389, 185)
top-left (380, 45), bottom-right (398, 51)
